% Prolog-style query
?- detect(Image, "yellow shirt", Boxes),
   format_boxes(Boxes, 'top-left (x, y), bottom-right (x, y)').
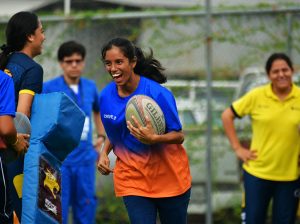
top-left (233, 83), bottom-right (300, 181)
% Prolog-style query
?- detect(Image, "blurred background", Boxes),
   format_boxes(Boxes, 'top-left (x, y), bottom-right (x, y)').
top-left (1, 0), bottom-right (300, 223)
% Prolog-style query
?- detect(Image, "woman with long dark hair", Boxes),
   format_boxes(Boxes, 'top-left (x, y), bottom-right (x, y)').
top-left (0, 11), bottom-right (45, 117)
top-left (98, 37), bottom-right (191, 224)
top-left (0, 11), bottom-right (45, 222)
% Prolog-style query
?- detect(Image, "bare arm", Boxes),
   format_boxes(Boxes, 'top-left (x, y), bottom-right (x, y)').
top-left (17, 93), bottom-right (34, 118)
top-left (93, 111), bottom-right (106, 151)
top-left (0, 116), bottom-right (17, 144)
top-left (97, 137), bottom-right (114, 175)
top-left (0, 115), bottom-right (29, 154)
top-left (151, 130), bottom-right (184, 144)
top-left (221, 108), bottom-right (241, 151)
top-left (127, 115), bottom-right (184, 145)
top-left (221, 107), bottom-right (257, 163)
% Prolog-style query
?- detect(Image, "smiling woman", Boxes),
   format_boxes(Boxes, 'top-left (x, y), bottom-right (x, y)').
top-left (98, 37), bottom-right (191, 224)
top-left (221, 52), bottom-right (300, 224)
top-left (266, 53), bottom-right (294, 100)
top-left (0, 11), bottom-right (45, 221)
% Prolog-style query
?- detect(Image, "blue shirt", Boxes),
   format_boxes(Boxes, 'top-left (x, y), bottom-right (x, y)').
top-left (43, 76), bottom-right (100, 164)
top-left (0, 70), bottom-right (15, 116)
top-left (5, 52), bottom-right (43, 106)
top-left (99, 76), bottom-right (182, 154)
top-left (99, 76), bottom-right (191, 198)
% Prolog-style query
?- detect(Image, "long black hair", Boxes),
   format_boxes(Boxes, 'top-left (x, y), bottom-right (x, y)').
top-left (101, 37), bottom-right (167, 84)
top-left (0, 11), bottom-right (39, 70)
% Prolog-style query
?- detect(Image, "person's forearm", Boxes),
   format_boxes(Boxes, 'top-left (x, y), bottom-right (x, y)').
top-left (152, 131), bottom-right (184, 144)
top-left (0, 116), bottom-right (17, 145)
top-left (221, 108), bottom-right (241, 151)
top-left (17, 93), bottom-right (34, 118)
top-left (94, 111), bottom-right (106, 137)
top-left (101, 139), bottom-right (113, 155)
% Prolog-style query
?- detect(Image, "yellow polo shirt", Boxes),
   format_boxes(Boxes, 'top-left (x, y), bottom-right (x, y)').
top-left (232, 83), bottom-right (300, 181)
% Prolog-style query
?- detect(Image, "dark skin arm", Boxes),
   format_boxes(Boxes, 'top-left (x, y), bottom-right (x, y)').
top-left (93, 111), bottom-right (106, 153)
top-left (97, 115), bottom-right (184, 176)
top-left (0, 116), bottom-right (16, 143)
top-left (97, 138), bottom-right (114, 175)
top-left (0, 115), bottom-right (30, 154)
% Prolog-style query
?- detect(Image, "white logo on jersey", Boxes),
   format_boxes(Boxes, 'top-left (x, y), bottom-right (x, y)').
top-left (104, 114), bottom-right (117, 120)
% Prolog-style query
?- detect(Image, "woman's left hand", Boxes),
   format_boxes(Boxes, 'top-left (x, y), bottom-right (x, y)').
top-left (127, 115), bottom-right (157, 144)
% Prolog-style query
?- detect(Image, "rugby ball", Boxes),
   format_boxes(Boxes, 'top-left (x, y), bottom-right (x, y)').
top-left (125, 95), bottom-right (166, 135)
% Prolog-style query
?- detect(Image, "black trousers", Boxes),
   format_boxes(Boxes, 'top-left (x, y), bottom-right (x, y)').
top-left (0, 154), bottom-right (13, 224)
top-left (6, 155), bottom-right (24, 222)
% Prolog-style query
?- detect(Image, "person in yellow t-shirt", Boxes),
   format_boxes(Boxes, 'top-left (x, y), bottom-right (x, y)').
top-left (222, 52), bottom-right (300, 224)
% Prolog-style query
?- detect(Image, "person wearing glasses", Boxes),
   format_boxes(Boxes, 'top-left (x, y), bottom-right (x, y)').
top-left (43, 41), bottom-right (105, 224)
top-left (222, 52), bottom-right (300, 224)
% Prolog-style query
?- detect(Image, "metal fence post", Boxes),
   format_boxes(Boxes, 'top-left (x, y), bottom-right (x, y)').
top-left (287, 12), bottom-right (293, 59)
top-left (205, 0), bottom-right (213, 223)
top-left (64, 0), bottom-right (71, 16)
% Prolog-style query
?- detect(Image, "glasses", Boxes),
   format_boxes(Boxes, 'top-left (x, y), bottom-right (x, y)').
top-left (63, 59), bottom-right (83, 65)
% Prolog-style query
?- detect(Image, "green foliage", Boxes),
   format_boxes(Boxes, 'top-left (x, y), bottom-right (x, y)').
top-left (2, 6), bottom-right (299, 81)
top-left (216, 1), bottom-right (299, 11)
top-left (214, 205), bottom-right (241, 224)
top-left (214, 202), bottom-right (300, 224)
top-left (0, 24), bottom-right (6, 44)
top-left (38, 7), bottom-right (128, 17)
top-left (96, 183), bottom-right (129, 224)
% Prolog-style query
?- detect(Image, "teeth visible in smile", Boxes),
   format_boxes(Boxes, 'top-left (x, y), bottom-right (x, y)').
top-left (112, 73), bottom-right (121, 78)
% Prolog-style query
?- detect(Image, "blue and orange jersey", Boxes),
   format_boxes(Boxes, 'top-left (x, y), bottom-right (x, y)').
top-left (99, 76), bottom-right (192, 197)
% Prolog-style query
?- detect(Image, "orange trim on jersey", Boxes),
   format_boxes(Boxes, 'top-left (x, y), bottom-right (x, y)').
top-left (19, 89), bottom-right (35, 96)
top-left (113, 144), bottom-right (192, 198)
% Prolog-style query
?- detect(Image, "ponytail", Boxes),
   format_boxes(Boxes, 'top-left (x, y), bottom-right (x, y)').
top-left (102, 37), bottom-right (167, 84)
top-left (0, 11), bottom-right (39, 71)
top-left (134, 47), bottom-right (166, 84)
top-left (0, 44), bottom-right (13, 70)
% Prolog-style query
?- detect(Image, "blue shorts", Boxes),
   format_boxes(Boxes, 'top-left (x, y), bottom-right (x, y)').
top-left (123, 188), bottom-right (191, 224)
top-left (243, 170), bottom-right (300, 224)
